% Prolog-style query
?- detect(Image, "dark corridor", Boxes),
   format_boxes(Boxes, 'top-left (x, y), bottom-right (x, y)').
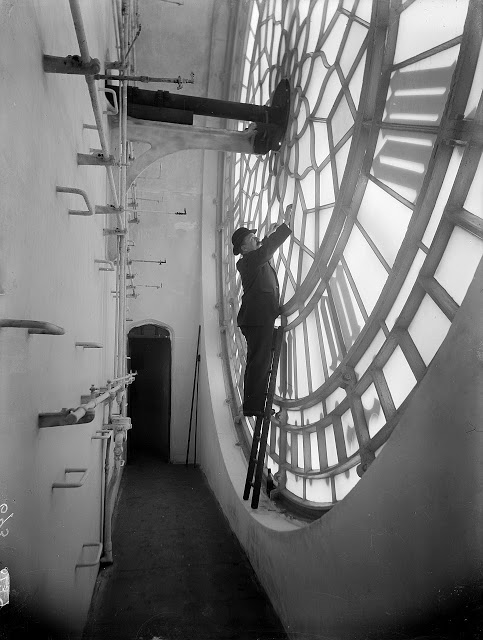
top-left (128, 324), bottom-right (171, 461)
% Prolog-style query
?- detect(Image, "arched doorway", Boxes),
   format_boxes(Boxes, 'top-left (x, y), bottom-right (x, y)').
top-left (127, 324), bottom-right (171, 461)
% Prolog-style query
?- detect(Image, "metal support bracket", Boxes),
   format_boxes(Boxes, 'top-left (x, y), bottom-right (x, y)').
top-left (103, 228), bottom-right (127, 236)
top-left (77, 152), bottom-right (115, 166)
top-left (95, 205), bottom-right (123, 215)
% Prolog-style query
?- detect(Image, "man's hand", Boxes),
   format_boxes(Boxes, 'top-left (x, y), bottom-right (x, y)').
top-left (267, 222), bottom-right (279, 235)
top-left (283, 204), bottom-right (293, 228)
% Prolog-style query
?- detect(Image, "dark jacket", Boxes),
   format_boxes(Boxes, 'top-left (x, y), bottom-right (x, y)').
top-left (236, 223), bottom-right (292, 327)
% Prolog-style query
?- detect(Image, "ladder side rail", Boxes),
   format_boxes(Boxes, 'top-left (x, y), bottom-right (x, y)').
top-left (251, 327), bottom-right (284, 508)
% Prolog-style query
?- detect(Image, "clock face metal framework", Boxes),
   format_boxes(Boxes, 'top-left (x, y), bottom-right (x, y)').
top-left (218, 0), bottom-right (483, 515)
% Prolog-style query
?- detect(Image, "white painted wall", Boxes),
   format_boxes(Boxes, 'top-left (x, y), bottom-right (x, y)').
top-left (122, 0), bottom-right (219, 463)
top-left (0, 1), bottom-right (118, 635)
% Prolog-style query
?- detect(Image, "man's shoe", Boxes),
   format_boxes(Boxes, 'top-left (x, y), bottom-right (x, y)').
top-left (243, 409), bottom-right (264, 417)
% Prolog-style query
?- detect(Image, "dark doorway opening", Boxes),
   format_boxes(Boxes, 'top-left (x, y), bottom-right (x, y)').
top-left (127, 324), bottom-right (171, 461)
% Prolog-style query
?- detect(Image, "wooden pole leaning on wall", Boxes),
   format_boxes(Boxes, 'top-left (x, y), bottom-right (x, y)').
top-left (185, 325), bottom-right (201, 466)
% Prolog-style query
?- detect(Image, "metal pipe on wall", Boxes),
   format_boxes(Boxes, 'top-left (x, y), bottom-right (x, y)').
top-left (68, 0), bottom-right (123, 227)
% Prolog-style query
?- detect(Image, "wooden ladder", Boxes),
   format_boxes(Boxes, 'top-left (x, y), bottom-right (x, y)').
top-left (243, 326), bottom-right (283, 508)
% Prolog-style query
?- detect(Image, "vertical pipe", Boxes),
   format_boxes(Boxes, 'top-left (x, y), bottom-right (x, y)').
top-left (119, 99), bottom-right (128, 416)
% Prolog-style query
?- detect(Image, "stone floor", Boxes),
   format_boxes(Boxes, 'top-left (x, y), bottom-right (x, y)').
top-left (83, 452), bottom-right (288, 640)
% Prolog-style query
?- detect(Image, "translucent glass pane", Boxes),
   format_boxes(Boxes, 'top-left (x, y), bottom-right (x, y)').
top-left (354, 329), bottom-right (386, 377)
top-left (372, 131), bottom-right (435, 204)
top-left (286, 471), bottom-right (304, 498)
top-left (305, 311), bottom-right (325, 389)
top-left (307, 3), bottom-right (325, 53)
top-left (422, 146), bottom-right (464, 245)
top-left (341, 409), bottom-right (359, 456)
top-left (465, 38), bottom-right (483, 117)
top-left (329, 263), bottom-right (365, 349)
top-left (326, 386), bottom-right (346, 413)
top-left (302, 210), bottom-right (316, 254)
top-left (339, 22), bottom-right (367, 77)
top-left (384, 47), bottom-right (460, 127)
top-left (313, 120), bottom-right (330, 167)
top-left (299, 171), bottom-right (316, 210)
top-left (408, 294), bottom-right (452, 365)
top-left (318, 164), bottom-right (335, 206)
top-left (325, 424), bottom-right (338, 467)
top-left (317, 70), bottom-right (342, 118)
top-left (331, 96), bottom-right (353, 146)
top-left (355, 0), bottom-right (372, 22)
top-left (267, 456), bottom-right (279, 475)
top-left (320, 296), bottom-right (344, 372)
top-left (383, 346), bottom-right (417, 409)
top-left (317, 207), bottom-right (333, 245)
top-left (434, 227), bottom-right (483, 306)
top-left (395, 0), bottom-right (468, 63)
top-left (348, 51), bottom-right (366, 107)
top-left (335, 138), bottom-right (351, 187)
top-left (286, 431), bottom-right (292, 464)
top-left (334, 465), bottom-right (360, 500)
top-left (274, 426), bottom-right (280, 455)
top-left (322, 14), bottom-right (349, 66)
top-left (361, 383), bottom-right (385, 438)
top-left (294, 322), bottom-right (310, 397)
top-left (464, 152), bottom-right (483, 220)
top-left (286, 409), bottom-right (303, 426)
top-left (385, 249), bottom-right (426, 330)
top-left (344, 225), bottom-right (389, 314)
top-left (296, 433), bottom-right (304, 469)
top-left (305, 477), bottom-right (332, 503)
top-left (357, 179), bottom-right (412, 266)
top-left (303, 402), bottom-right (325, 423)
top-left (310, 431), bottom-right (320, 471)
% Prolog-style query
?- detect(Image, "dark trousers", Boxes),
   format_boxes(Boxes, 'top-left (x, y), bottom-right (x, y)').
top-left (240, 324), bottom-right (275, 414)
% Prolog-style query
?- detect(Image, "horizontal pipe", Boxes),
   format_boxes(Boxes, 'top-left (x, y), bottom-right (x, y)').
top-left (75, 342), bottom-right (103, 348)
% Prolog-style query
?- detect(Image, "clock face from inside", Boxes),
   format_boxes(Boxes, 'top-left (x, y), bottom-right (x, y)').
top-left (219, 0), bottom-right (482, 510)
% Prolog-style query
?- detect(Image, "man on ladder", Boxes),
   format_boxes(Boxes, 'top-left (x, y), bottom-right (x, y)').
top-left (231, 205), bottom-right (293, 417)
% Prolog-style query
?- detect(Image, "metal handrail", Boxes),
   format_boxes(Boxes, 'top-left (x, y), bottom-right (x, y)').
top-left (98, 87), bottom-right (119, 115)
top-left (56, 186), bottom-right (94, 215)
top-left (0, 319), bottom-right (65, 335)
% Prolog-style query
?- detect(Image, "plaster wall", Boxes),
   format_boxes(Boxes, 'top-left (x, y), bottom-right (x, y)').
top-left (0, 1), bottom-right (118, 634)
top-left (122, 0), bottom-right (218, 463)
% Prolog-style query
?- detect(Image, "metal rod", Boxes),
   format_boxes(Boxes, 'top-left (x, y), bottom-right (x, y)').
top-left (95, 73), bottom-right (194, 85)
top-left (126, 208), bottom-right (187, 215)
top-left (185, 325), bottom-right (201, 465)
top-left (122, 25), bottom-right (141, 65)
